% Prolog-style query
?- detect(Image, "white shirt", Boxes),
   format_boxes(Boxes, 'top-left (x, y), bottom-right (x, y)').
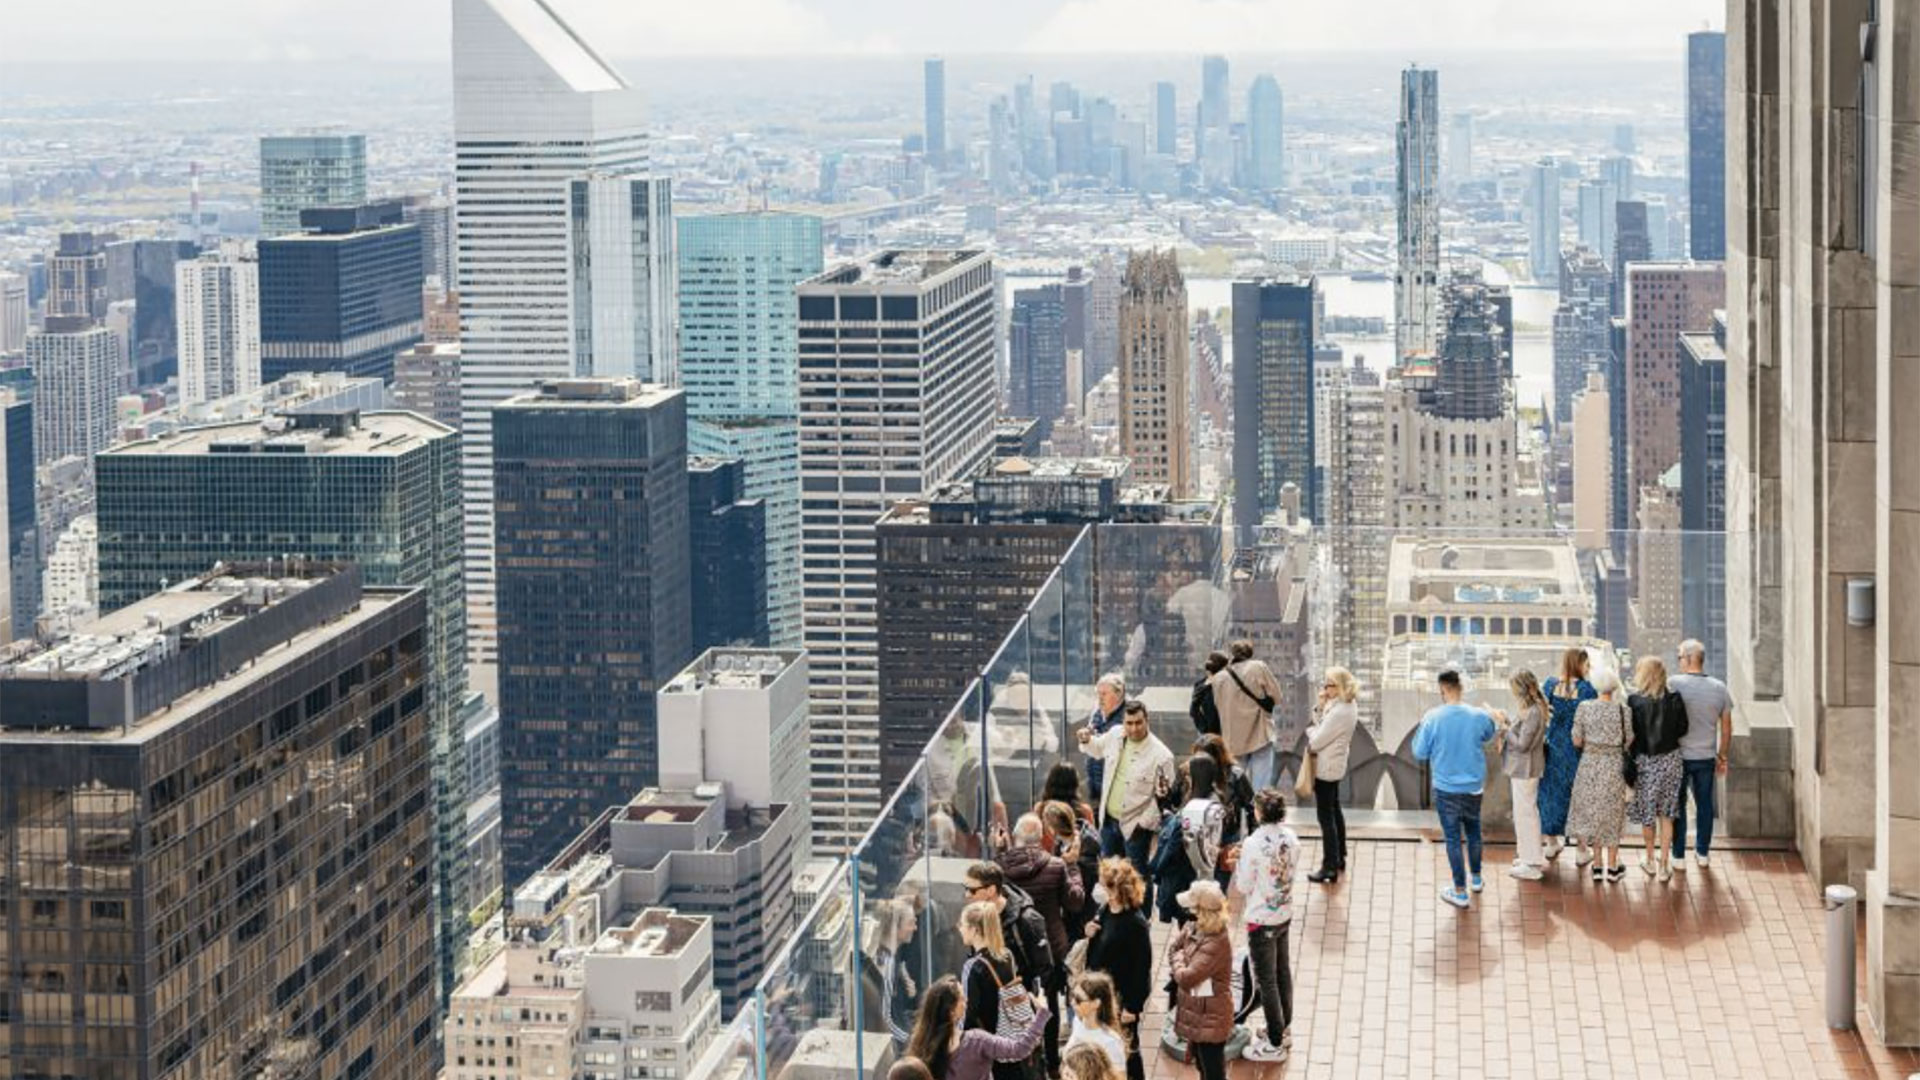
top-left (1066, 1017), bottom-right (1127, 1068)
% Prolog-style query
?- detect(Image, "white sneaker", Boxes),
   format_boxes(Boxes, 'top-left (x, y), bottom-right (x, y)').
top-left (1640, 856), bottom-right (1657, 877)
top-left (1575, 847), bottom-right (1595, 866)
top-left (1509, 863), bottom-right (1545, 881)
top-left (1697, 854), bottom-right (1712, 870)
top-left (1242, 1036), bottom-right (1288, 1063)
top-left (1544, 838), bottom-right (1564, 860)
top-left (1671, 855), bottom-right (1688, 872)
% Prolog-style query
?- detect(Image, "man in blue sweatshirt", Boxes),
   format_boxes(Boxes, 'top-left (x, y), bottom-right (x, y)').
top-left (1411, 670), bottom-right (1499, 909)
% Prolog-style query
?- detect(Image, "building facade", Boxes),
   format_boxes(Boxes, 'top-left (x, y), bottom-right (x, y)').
top-left (27, 317), bottom-right (122, 466)
top-left (1528, 157), bottom-right (1561, 286)
top-left (1624, 262), bottom-right (1724, 520)
top-left (1009, 284), bottom-right (1069, 438)
top-left (797, 249), bottom-right (998, 850)
top-left (1117, 249), bottom-right (1191, 497)
top-left (492, 379), bottom-right (692, 886)
top-left (1231, 278), bottom-right (1316, 546)
top-left (259, 133), bottom-right (368, 238)
top-left (1247, 74), bottom-right (1284, 191)
top-left (677, 212), bottom-right (823, 650)
top-left (452, 0), bottom-right (649, 675)
top-left (259, 201), bottom-right (425, 384)
top-left (0, 391), bottom-right (35, 637)
top-left (1395, 66), bottom-right (1441, 360)
top-left (568, 175), bottom-right (677, 384)
top-left (924, 57), bottom-right (947, 166)
top-left (1679, 316), bottom-right (1726, 677)
top-left (1687, 30), bottom-right (1727, 261)
top-left (688, 456), bottom-right (769, 651)
top-left (104, 238), bottom-right (197, 389)
top-left (0, 564), bottom-right (436, 1079)
top-left (176, 244), bottom-right (261, 405)
top-left (94, 409), bottom-right (472, 992)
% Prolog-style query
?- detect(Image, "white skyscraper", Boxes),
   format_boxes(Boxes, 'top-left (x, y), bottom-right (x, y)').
top-left (0, 272), bottom-right (26, 355)
top-left (797, 250), bottom-right (998, 850)
top-left (27, 319), bottom-right (123, 465)
top-left (453, 0), bottom-right (648, 674)
top-left (568, 175), bottom-right (677, 383)
top-left (1395, 66), bottom-right (1441, 360)
top-left (175, 244), bottom-right (261, 405)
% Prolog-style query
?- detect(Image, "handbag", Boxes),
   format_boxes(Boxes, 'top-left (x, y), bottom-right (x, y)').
top-left (1064, 938), bottom-right (1089, 978)
top-left (1225, 663), bottom-right (1277, 714)
top-left (1295, 751), bottom-right (1317, 799)
top-left (1618, 702), bottom-right (1639, 790)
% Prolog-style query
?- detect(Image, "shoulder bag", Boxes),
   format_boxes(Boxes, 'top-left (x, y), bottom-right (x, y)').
top-left (1225, 663), bottom-right (1276, 714)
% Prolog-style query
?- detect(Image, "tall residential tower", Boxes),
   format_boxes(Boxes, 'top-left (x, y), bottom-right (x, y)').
top-left (1395, 66), bottom-right (1441, 359)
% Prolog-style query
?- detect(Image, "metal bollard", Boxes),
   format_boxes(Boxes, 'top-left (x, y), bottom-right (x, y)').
top-left (1825, 884), bottom-right (1858, 1030)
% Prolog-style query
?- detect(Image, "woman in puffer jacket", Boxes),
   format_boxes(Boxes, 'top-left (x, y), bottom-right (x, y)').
top-left (1168, 880), bottom-right (1234, 1080)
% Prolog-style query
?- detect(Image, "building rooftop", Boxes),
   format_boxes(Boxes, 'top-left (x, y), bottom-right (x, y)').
top-left (499, 378), bottom-right (679, 409)
top-left (596, 909), bottom-right (705, 959)
top-left (105, 408), bottom-right (448, 458)
top-left (661, 648), bottom-right (803, 695)
top-left (803, 248), bottom-right (983, 288)
top-left (478, 0), bottom-right (626, 93)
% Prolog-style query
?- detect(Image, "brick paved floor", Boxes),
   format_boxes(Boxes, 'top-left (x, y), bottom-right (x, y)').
top-left (1132, 838), bottom-right (1920, 1079)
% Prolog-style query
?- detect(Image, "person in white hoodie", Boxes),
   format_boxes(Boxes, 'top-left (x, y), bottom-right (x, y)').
top-left (1303, 667), bottom-right (1359, 883)
top-left (1229, 788), bottom-right (1299, 1064)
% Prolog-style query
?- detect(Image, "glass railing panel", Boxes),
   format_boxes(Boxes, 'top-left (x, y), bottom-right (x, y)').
top-left (1026, 566), bottom-right (1073, 809)
top-left (687, 1000), bottom-right (760, 1080)
top-left (980, 614), bottom-right (1037, 832)
top-left (1089, 520), bottom-right (1232, 757)
top-left (849, 758), bottom-right (933, 1073)
top-left (753, 858), bottom-right (858, 1078)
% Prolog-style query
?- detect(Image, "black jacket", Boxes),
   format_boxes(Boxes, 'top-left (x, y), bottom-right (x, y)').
top-left (1190, 677), bottom-right (1221, 736)
top-left (1086, 904), bottom-right (1153, 1013)
top-left (1628, 691), bottom-right (1690, 757)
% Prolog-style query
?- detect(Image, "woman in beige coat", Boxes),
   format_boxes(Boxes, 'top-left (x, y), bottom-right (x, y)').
top-left (1304, 666), bottom-right (1358, 883)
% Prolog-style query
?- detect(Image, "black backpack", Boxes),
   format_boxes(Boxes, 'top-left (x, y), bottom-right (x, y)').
top-left (1002, 888), bottom-right (1054, 988)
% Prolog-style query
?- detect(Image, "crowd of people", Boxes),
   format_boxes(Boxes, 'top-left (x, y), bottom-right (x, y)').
top-left (861, 636), bottom-right (1733, 1077)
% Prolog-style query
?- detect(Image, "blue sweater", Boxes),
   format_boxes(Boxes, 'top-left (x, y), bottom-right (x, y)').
top-left (1412, 703), bottom-right (1498, 795)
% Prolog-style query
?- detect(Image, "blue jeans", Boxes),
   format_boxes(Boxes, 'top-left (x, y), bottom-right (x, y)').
top-left (1672, 758), bottom-right (1717, 858)
top-left (1101, 817), bottom-right (1155, 908)
top-left (1434, 790), bottom-right (1483, 893)
top-left (1244, 743), bottom-right (1278, 792)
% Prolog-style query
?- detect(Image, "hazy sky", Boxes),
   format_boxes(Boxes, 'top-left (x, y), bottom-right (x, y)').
top-left (8, 0), bottom-right (1725, 63)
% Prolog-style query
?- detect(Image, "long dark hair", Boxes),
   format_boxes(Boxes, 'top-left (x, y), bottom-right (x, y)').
top-left (1190, 734), bottom-right (1236, 799)
top-left (1185, 754), bottom-right (1221, 803)
top-left (1042, 762), bottom-right (1082, 806)
top-left (905, 976), bottom-right (964, 1077)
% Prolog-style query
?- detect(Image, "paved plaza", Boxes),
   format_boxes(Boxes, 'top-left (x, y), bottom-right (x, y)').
top-left (1132, 839), bottom-right (1920, 1079)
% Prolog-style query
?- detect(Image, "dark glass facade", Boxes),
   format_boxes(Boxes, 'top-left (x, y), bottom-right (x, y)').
top-left (1681, 319), bottom-right (1728, 678)
top-left (493, 382), bottom-right (693, 887)
top-left (689, 456), bottom-right (769, 650)
top-left (105, 239), bottom-right (197, 389)
top-left (0, 570), bottom-right (436, 1079)
top-left (4, 397), bottom-right (37, 638)
top-left (1231, 279), bottom-right (1316, 547)
top-left (258, 203), bottom-right (424, 384)
top-left (1688, 31), bottom-right (1727, 261)
top-left (1008, 285), bottom-right (1068, 439)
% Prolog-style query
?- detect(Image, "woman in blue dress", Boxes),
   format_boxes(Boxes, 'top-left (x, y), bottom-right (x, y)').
top-left (1539, 647), bottom-right (1595, 865)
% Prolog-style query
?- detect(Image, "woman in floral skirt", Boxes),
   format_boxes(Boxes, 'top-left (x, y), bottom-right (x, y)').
top-left (1538, 647), bottom-right (1595, 865)
top-left (1565, 666), bottom-right (1632, 884)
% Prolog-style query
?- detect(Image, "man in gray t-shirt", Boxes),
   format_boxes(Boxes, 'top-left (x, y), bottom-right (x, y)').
top-left (1669, 639), bottom-right (1734, 866)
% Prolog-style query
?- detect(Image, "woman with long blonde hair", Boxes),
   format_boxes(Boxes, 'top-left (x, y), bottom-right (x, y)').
top-left (1305, 666), bottom-right (1359, 883)
top-left (1497, 671), bottom-right (1551, 880)
top-left (1540, 647), bottom-right (1596, 864)
top-left (1627, 656), bottom-right (1691, 882)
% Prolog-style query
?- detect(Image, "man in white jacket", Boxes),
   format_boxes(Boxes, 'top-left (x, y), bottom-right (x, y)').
top-left (1079, 700), bottom-right (1176, 894)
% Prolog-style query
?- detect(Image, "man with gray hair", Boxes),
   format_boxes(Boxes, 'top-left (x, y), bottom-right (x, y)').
top-left (1084, 672), bottom-right (1128, 805)
top-left (995, 812), bottom-right (1083, 1074)
top-left (1669, 639), bottom-right (1733, 869)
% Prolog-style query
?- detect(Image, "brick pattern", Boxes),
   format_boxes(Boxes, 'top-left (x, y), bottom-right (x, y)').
top-left (1130, 842), bottom-right (1920, 1078)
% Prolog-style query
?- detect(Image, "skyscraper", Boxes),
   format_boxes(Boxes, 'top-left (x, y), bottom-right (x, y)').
top-left (1624, 262), bottom-right (1723, 525)
top-left (1577, 177), bottom-right (1617, 260)
top-left (176, 243), bottom-right (261, 405)
top-left (1321, 359), bottom-right (1387, 719)
top-left (95, 409), bottom-right (472, 990)
top-left (104, 238), bottom-right (197, 388)
top-left (1247, 74), bottom-right (1284, 191)
top-left (1612, 199), bottom-right (1653, 318)
top-left (568, 176), bottom-right (677, 383)
top-left (492, 379), bottom-right (692, 885)
top-left (1680, 315), bottom-right (1727, 676)
top-left (1087, 250), bottom-right (1122, 391)
top-left (0, 271), bottom-right (27, 354)
top-left (404, 192), bottom-right (456, 291)
top-left (26, 317), bottom-right (121, 466)
top-left (47, 232), bottom-right (111, 320)
top-left (1118, 249), bottom-right (1191, 497)
top-left (1433, 271), bottom-right (1506, 420)
top-left (924, 56), bottom-right (947, 167)
top-left (259, 133), bottom-right (368, 238)
top-left (453, 0), bottom-right (648, 677)
top-left (1200, 55), bottom-right (1229, 156)
top-left (1552, 246), bottom-right (1612, 424)
top-left (1232, 278), bottom-right (1316, 545)
top-left (258, 201), bottom-right (424, 384)
top-left (797, 249), bottom-right (997, 849)
top-left (688, 455), bottom-right (769, 650)
top-left (1395, 66), bottom-right (1441, 359)
top-left (0, 563), bottom-right (437, 1080)
top-left (677, 211), bottom-right (823, 650)
top-left (1687, 30), bottom-right (1727, 260)
top-left (1153, 80), bottom-right (1177, 156)
top-left (1009, 284), bottom-right (1069, 437)
top-left (0, 391), bottom-right (35, 638)
top-left (1528, 157), bottom-right (1562, 285)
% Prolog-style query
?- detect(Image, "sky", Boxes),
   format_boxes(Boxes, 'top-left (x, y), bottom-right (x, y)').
top-left (5, 0), bottom-right (1725, 63)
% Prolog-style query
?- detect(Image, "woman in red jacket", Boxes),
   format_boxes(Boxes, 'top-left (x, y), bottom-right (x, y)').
top-left (1167, 880), bottom-right (1234, 1080)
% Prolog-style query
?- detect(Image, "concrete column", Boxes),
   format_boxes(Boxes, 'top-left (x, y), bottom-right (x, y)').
top-left (1869, 0), bottom-right (1920, 1046)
